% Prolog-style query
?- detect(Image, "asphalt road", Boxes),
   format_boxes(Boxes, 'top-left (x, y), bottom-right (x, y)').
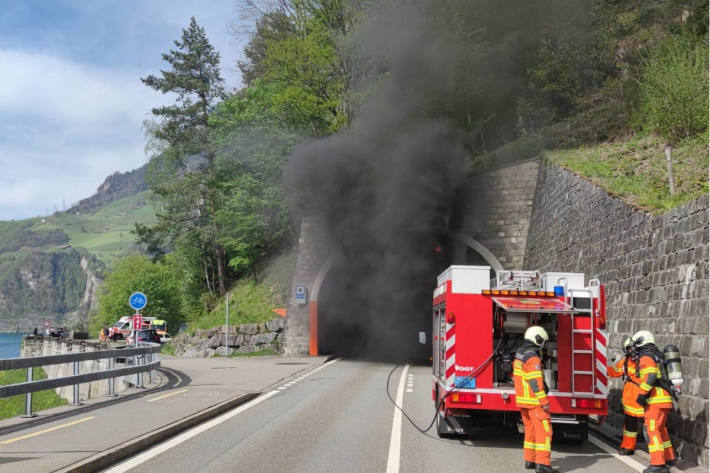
top-left (105, 360), bottom-right (644, 473)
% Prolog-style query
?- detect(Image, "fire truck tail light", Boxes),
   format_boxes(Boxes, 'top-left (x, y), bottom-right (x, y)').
top-left (452, 392), bottom-right (482, 404)
top-left (482, 289), bottom-right (491, 295)
top-left (492, 290), bottom-right (500, 295)
top-left (546, 292), bottom-right (555, 297)
top-left (573, 398), bottom-right (602, 409)
top-left (500, 290), bottom-right (509, 295)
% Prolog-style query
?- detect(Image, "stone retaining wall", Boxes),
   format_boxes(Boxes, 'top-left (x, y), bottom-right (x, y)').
top-left (458, 159), bottom-right (540, 269)
top-left (524, 161), bottom-right (709, 466)
top-left (173, 318), bottom-right (286, 357)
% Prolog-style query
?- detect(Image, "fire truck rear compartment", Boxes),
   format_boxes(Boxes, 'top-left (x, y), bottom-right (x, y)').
top-left (493, 311), bottom-right (560, 390)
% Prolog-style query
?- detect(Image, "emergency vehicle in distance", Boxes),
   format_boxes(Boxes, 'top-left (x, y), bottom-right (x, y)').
top-left (432, 266), bottom-right (608, 441)
top-left (112, 315), bottom-right (156, 340)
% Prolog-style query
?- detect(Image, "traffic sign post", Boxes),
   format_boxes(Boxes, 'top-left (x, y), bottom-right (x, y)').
top-left (129, 292), bottom-right (147, 388)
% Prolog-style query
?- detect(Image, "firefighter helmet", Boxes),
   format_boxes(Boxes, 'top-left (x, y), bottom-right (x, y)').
top-left (631, 330), bottom-right (655, 347)
top-left (623, 337), bottom-right (632, 351)
top-left (524, 326), bottom-right (549, 347)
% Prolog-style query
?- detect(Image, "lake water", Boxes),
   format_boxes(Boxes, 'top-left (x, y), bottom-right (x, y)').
top-left (0, 333), bottom-right (25, 359)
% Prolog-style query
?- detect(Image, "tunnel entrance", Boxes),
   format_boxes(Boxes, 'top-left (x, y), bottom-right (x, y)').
top-left (307, 236), bottom-right (502, 361)
top-left (317, 264), bottom-right (371, 359)
top-left (316, 259), bottom-right (436, 362)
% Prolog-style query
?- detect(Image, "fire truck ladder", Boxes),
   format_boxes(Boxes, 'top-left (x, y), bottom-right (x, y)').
top-left (569, 289), bottom-right (596, 397)
top-left (569, 287), bottom-right (596, 397)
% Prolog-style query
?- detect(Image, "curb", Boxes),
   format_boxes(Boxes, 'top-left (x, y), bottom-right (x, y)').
top-left (56, 392), bottom-right (259, 473)
top-left (589, 425), bottom-right (705, 473)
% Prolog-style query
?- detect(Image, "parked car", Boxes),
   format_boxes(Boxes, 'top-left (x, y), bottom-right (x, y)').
top-left (126, 329), bottom-right (161, 345)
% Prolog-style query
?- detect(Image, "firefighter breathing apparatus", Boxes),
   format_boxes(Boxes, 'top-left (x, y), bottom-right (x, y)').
top-left (386, 335), bottom-right (504, 435)
top-left (629, 330), bottom-right (684, 400)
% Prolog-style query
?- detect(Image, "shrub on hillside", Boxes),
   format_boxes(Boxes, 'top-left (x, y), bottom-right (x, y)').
top-left (634, 35), bottom-right (708, 142)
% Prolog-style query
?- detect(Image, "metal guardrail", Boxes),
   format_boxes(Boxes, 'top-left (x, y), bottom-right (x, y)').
top-left (0, 341), bottom-right (161, 417)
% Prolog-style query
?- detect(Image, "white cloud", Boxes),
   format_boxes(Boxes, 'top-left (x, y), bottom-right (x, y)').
top-left (0, 50), bottom-right (159, 125)
top-left (0, 50), bottom-right (163, 219)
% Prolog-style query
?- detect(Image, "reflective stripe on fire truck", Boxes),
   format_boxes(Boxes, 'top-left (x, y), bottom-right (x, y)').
top-left (594, 328), bottom-right (608, 396)
top-left (445, 321), bottom-right (456, 388)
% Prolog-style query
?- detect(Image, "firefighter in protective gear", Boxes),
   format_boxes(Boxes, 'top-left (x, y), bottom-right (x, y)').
top-left (514, 326), bottom-right (557, 473)
top-left (631, 330), bottom-right (675, 473)
top-left (606, 337), bottom-right (644, 455)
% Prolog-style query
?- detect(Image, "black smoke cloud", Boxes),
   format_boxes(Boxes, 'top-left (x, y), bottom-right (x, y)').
top-left (285, 1), bottom-right (572, 360)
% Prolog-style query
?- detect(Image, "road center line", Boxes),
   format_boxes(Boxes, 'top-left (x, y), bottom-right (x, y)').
top-left (386, 364), bottom-right (409, 473)
top-left (588, 433), bottom-right (645, 472)
top-left (147, 389), bottom-right (188, 402)
top-left (0, 416), bottom-right (95, 444)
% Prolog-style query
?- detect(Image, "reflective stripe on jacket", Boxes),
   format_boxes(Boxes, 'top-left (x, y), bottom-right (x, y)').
top-left (607, 356), bottom-right (644, 416)
top-left (638, 355), bottom-right (673, 407)
top-left (514, 350), bottom-right (548, 407)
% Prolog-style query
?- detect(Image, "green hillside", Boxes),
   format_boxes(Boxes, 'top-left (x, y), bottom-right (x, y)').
top-left (29, 192), bottom-right (156, 267)
top-left (0, 190), bottom-right (156, 330)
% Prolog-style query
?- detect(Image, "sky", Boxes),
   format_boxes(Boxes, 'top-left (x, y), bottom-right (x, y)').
top-left (0, 0), bottom-right (248, 220)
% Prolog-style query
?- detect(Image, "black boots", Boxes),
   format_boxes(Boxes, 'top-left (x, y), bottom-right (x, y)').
top-left (618, 448), bottom-right (635, 455)
top-left (535, 465), bottom-right (559, 473)
top-left (642, 466), bottom-right (670, 473)
top-left (525, 461), bottom-right (536, 469)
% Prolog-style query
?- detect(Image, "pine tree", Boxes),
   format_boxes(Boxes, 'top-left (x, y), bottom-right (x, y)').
top-left (140, 17), bottom-right (229, 296)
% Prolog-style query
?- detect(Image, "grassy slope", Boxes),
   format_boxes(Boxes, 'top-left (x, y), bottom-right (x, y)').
top-left (543, 133), bottom-right (708, 214)
top-left (0, 368), bottom-right (67, 419)
top-left (187, 249), bottom-right (296, 333)
top-left (30, 192), bottom-right (156, 267)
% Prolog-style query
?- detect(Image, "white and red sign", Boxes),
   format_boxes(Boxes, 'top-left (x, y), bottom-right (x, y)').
top-left (43, 320), bottom-right (50, 328)
top-left (132, 314), bottom-right (143, 331)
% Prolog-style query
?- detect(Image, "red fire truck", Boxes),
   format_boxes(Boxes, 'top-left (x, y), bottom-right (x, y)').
top-left (432, 265), bottom-right (608, 441)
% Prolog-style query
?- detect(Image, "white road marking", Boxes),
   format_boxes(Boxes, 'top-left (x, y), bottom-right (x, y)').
top-left (104, 391), bottom-right (279, 473)
top-left (386, 364), bottom-right (409, 473)
top-left (588, 433), bottom-right (645, 472)
top-left (106, 359), bottom-right (340, 473)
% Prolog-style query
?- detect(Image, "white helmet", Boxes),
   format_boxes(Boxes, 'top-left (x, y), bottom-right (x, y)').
top-left (524, 326), bottom-right (549, 347)
top-left (623, 337), bottom-right (632, 351)
top-left (631, 330), bottom-right (655, 347)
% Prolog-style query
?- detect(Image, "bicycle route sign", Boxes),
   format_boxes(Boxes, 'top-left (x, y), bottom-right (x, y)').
top-left (129, 292), bottom-right (147, 311)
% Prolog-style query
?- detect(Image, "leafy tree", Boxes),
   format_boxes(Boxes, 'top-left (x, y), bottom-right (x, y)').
top-left (91, 254), bottom-right (184, 334)
top-left (634, 34), bottom-right (708, 142)
top-left (236, 0), bottom-right (362, 134)
top-left (140, 17), bottom-right (229, 296)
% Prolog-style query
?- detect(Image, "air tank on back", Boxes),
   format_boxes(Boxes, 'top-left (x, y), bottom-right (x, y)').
top-left (662, 344), bottom-right (683, 394)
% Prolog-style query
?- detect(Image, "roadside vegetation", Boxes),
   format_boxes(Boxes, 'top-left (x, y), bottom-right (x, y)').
top-left (544, 133), bottom-right (708, 213)
top-left (0, 368), bottom-right (67, 420)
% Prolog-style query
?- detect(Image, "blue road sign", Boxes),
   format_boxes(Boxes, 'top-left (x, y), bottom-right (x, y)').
top-left (294, 285), bottom-right (307, 305)
top-left (129, 292), bottom-right (148, 311)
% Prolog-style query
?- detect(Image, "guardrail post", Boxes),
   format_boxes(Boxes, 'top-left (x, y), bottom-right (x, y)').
top-left (71, 361), bottom-right (80, 405)
top-left (136, 354), bottom-right (143, 388)
top-left (21, 367), bottom-right (35, 418)
top-left (107, 356), bottom-right (117, 397)
top-left (148, 352), bottom-right (154, 384)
